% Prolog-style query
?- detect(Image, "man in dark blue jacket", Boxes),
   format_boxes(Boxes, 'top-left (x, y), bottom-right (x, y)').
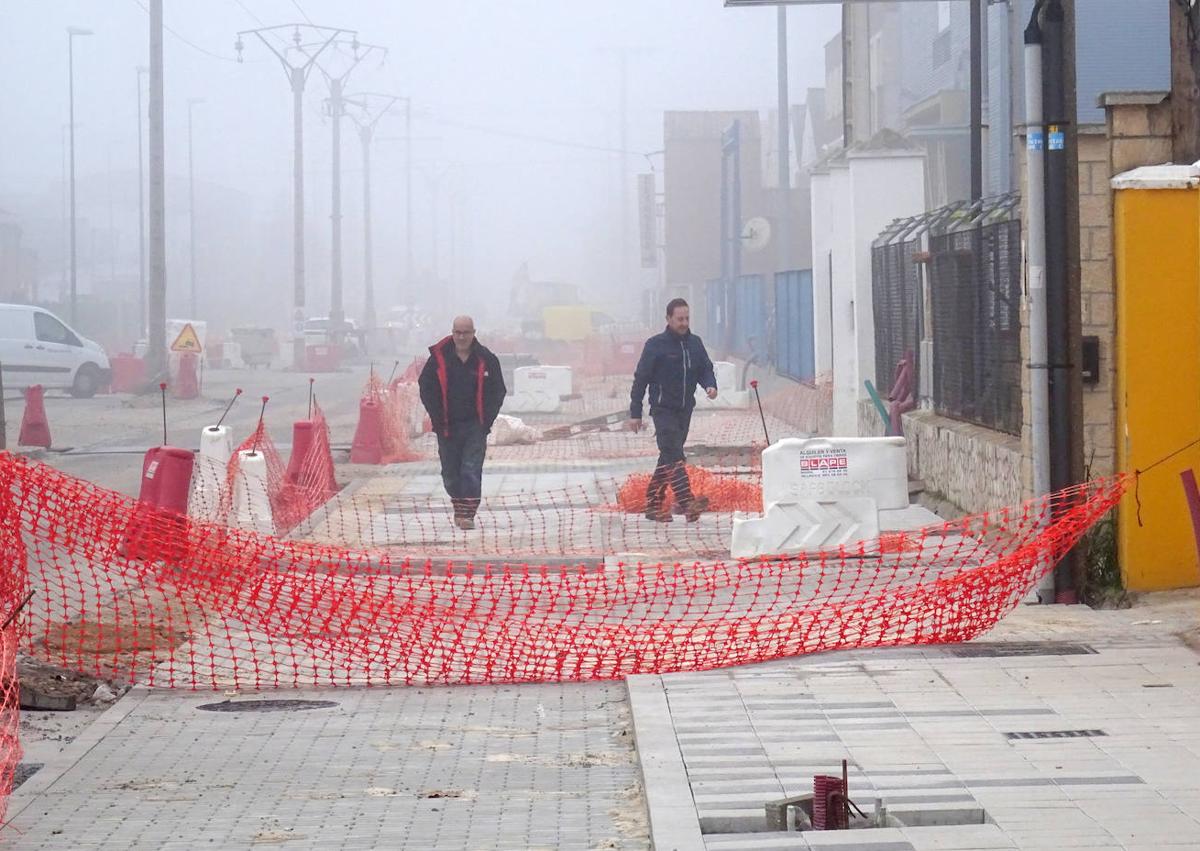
top-left (628, 298), bottom-right (718, 522)
top-left (418, 315), bottom-right (506, 530)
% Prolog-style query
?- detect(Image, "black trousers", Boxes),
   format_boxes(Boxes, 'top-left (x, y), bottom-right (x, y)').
top-left (437, 419), bottom-right (487, 520)
top-left (646, 408), bottom-right (694, 509)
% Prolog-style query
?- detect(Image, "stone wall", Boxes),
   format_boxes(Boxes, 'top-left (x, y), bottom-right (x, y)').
top-left (858, 400), bottom-right (1024, 516)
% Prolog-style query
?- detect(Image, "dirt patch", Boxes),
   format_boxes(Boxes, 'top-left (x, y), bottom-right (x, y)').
top-left (38, 620), bottom-right (191, 658)
top-left (17, 653), bottom-right (130, 706)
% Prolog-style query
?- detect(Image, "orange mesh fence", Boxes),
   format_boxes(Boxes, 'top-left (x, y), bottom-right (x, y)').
top-left (2, 448), bottom-right (1124, 690)
top-left (616, 466), bottom-right (763, 515)
top-left (368, 374), bottom-right (422, 463)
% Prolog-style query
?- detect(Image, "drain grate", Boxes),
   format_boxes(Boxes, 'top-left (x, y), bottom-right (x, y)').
top-left (948, 641), bottom-right (1097, 658)
top-left (197, 699), bottom-right (338, 713)
top-left (1006, 729), bottom-right (1107, 740)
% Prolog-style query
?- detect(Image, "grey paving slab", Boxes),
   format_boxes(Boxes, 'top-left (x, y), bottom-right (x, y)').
top-left (632, 600), bottom-right (1200, 851)
top-left (5, 682), bottom-right (648, 850)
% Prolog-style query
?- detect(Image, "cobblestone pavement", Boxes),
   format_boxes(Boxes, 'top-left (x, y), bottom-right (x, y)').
top-left (5, 683), bottom-right (649, 850)
top-left (633, 591), bottom-right (1200, 851)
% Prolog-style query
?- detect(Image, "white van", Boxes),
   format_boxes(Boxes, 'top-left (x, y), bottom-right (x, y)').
top-left (0, 304), bottom-right (112, 398)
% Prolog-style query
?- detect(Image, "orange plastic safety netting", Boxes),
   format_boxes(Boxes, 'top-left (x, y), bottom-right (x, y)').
top-left (1, 449), bottom-right (1124, 693)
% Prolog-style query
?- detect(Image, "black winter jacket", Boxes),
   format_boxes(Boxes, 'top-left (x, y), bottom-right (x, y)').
top-left (418, 337), bottom-right (506, 437)
top-left (629, 328), bottom-right (717, 419)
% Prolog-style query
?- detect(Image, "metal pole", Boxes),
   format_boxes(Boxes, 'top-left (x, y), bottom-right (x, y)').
top-left (620, 51), bottom-right (629, 304)
top-left (776, 3), bottom-right (791, 354)
top-left (970, 0), bottom-right (984, 201)
top-left (147, 1), bottom-right (167, 379)
top-left (188, 99), bottom-right (197, 318)
top-left (329, 78), bottom-right (344, 332)
top-left (68, 34), bottom-right (78, 325)
top-left (361, 124), bottom-right (375, 332)
top-left (1024, 1), bottom-right (1052, 603)
top-left (291, 66), bottom-right (307, 368)
top-left (137, 67), bottom-right (147, 336)
top-left (405, 98), bottom-right (414, 306)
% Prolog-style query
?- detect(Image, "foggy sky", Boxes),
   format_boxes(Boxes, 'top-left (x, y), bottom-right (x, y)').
top-left (0, 0), bottom-right (839, 330)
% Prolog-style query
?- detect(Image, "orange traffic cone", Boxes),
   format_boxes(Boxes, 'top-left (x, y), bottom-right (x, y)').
top-left (350, 399), bottom-right (383, 464)
top-left (18, 385), bottom-right (51, 449)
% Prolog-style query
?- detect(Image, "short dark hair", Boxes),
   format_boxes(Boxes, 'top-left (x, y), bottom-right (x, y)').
top-left (665, 298), bottom-right (689, 318)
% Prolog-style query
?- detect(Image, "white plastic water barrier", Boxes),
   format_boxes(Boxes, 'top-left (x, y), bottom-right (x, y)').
top-left (232, 449), bottom-right (275, 535)
top-left (695, 361), bottom-right (749, 409)
top-left (513, 365), bottom-right (572, 397)
top-left (188, 425), bottom-right (233, 523)
top-left (761, 437), bottom-right (908, 511)
top-left (731, 497), bottom-right (880, 559)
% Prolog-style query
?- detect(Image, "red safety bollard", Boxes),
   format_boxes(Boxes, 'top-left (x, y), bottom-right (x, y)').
top-left (174, 353), bottom-right (200, 400)
top-left (349, 399), bottom-right (383, 464)
top-left (18, 385), bottom-right (52, 449)
top-left (286, 420), bottom-right (316, 485)
top-left (121, 446), bottom-right (195, 562)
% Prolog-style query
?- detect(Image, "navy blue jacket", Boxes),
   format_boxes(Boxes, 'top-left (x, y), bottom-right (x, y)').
top-left (629, 328), bottom-right (717, 419)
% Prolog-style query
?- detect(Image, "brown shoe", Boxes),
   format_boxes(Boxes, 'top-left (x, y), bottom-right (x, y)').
top-left (683, 496), bottom-right (710, 523)
top-left (455, 517), bottom-right (476, 530)
top-left (644, 506), bottom-right (673, 523)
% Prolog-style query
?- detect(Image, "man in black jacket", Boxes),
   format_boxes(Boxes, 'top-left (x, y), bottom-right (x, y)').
top-left (628, 298), bottom-right (718, 523)
top-left (418, 315), bottom-right (506, 529)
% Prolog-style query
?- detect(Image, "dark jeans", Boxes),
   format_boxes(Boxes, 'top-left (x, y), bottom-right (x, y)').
top-left (647, 408), bottom-right (694, 510)
top-left (437, 419), bottom-right (487, 520)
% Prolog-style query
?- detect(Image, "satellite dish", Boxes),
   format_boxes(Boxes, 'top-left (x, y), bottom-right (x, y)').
top-left (741, 217), bottom-right (772, 252)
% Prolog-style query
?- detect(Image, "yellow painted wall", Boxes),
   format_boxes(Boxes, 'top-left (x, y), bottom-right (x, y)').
top-left (1114, 186), bottom-right (1200, 590)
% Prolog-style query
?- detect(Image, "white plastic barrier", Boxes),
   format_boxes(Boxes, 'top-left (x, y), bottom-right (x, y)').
top-left (761, 436), bottom-right (908, 511)
top-left (188, 425), bottom-right (233, 523)
top-left (731, 497), bottom-right (879, 559)
top-left (729, 436), bottom-right (909, 559)
top-left (513, 365), bottom-right (572, 397)
top-left (501, 391), bottom-right (561, 414)
top-left (232, 449), bottom-right (275, 535)
top-left (695, 361), bottom-right (749, 409)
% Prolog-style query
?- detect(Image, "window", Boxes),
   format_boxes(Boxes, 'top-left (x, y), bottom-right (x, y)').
top-left (34, 312), bottom-right (80, 347)
top-left (937, 1), bottom-right (951, 33)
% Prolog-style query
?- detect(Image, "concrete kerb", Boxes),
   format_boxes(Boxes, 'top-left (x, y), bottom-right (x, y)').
top-left (627, 674), bottom-right (705, 851)
top-left (5, 684), bottom-right (153, 820)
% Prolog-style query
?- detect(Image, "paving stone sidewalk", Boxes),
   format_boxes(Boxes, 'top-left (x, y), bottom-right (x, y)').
top-left (5, 682), bottom-right (649, 850)
top-left (632, 591), bottom-right (1200, 851)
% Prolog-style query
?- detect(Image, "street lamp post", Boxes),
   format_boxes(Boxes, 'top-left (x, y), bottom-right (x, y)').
top-left (136, 66), bottom-right (147, 336)
top-left (67, 25), bottom-right (93, 326)
top-left (187, 97), bottom-right (205, 319)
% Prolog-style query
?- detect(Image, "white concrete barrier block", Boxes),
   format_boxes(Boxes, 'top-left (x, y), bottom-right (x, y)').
top-left (761, 436), bottom-right (908, 511)
top-left (513, 365), bottom-right (573, 398)
top-left (694, 362), bottom-right (749, 409)
top-left (232, 449), bottom-right (275, 535)
top-left (501, 390), bottom-right (562, 414)
top-left (730, 497), bottom-right (879, 559)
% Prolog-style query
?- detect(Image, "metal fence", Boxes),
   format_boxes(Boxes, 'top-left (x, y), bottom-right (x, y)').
top-left (929, 196), bottom-right (1023, 435)
top-left (871, 193), bottom-right (1023, 436)
top-left (872, 219), bottom-right (925, 395)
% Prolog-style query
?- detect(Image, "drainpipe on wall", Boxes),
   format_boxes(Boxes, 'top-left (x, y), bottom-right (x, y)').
top-left (1024, 0), bottom-right (1053, 604)
top-left (1041, 0), bottom-right (1076, 602)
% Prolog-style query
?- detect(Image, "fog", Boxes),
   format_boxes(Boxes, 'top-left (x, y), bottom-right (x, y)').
top-left (0, 0), bottom-right (838, 348)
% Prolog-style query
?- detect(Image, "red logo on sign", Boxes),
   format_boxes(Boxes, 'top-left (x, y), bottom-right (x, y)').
top-left (800, 456), bottom-right (848, 471)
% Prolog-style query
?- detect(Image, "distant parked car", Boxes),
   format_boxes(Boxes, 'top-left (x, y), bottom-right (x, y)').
top-left (0, 303), bottom-right (111, 398)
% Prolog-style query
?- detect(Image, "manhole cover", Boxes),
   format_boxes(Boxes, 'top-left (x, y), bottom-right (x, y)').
top-left (947, 641), bottom-right (1096, 658)
top-left (1006, 729), bottom-right (1107, 740)
top-left (196, 699), bottom-right (338, 713)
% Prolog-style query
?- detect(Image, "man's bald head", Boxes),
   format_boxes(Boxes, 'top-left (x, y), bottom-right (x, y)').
top-left (451, 315), bottom-right (476, 354)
